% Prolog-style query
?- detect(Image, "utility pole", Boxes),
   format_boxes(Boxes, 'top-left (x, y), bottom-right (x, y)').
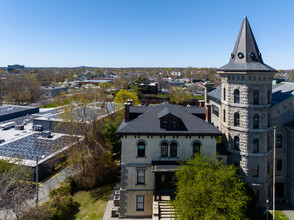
top-left (273, 126), bottom-right (276, 220)
top-left (36, 155), bottom-right (39, 206)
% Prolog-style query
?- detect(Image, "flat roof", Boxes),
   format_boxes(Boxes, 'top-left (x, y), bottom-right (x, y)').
top-left (0, 105), bottom-right (38, 116)
top-left (0, 132), bottom-right (71, 161)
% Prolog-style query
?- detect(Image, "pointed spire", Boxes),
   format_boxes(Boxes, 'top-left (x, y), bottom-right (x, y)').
top-left (218, 17), bottom-right (276, 72)
top-left (230, 16), bottom-right (263, 64)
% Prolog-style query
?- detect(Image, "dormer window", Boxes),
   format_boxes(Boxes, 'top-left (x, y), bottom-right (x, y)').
top-left (170, 120), bottom-right (177, 129)
top-left (161, 120), bottom-right (168, 129)
top-left (158, 107), bottom-right (181, 130)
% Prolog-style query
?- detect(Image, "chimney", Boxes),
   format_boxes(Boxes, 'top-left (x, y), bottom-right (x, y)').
top-left (204, 81), bottom-right (214, 103)
top-left (199, 100), bottom-right (205, 107)
top-left (205, 104), bottom-right (212, 123)
top-left (127, 99), bottom-right (133, 106)
top-left (124, 102), bottom-right (131, 122)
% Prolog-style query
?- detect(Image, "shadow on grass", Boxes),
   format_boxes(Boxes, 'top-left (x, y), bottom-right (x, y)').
top-left (89, 184), bottom-right (113, 203)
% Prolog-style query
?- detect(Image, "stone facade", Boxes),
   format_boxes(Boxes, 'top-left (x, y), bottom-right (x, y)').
top-left (119, 134), bottom-right (217, 218)
top-left (218, 72), bottom-right (275, 208)
top-left (207, 70), bottom-right (294, 208)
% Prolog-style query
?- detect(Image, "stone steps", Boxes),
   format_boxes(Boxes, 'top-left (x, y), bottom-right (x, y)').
top-left (158, 200), bottom-right (176, 220)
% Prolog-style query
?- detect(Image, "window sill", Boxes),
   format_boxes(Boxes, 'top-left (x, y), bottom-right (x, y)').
top-left (136, 156), bottom-right (147, 158)
top-left (160, 157), bottom-right (179, 159)
top-left (136, 183), bottom-right (146, 186)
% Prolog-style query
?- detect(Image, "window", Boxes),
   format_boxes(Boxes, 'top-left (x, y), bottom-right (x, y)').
top-left (234, 89), bottom-right (240, 103)
top-left (253, 114), bottom-right (259, 129)
top-left (170, 120), bottom-right (177, 129)
top-left (253, 90), bottom-right (259, 105)
top-left (277, 134), bottom-right (282, 148)
top-left (253, 165), bottom-right (259, 177)
top-left (267, 162), bottom-right (270, 174)
top-left (254, 190), bottom-right (259, 202)
top-left (161, 174), bottom-right (165, 183)
top-left (268, 90), bottom-right (271, 104)
top-left (136, 196), bottom-right (144, 211)
top-left (277, 159), bottom-right (282, 171)
top-left (212, 105), bottom-right (219, 117)
top-left (253, 138), bottom-right (259, 153)
top-left (170, 142), bottom-right (177, 157)
top-left (161, 142), bottom-right (168, 157)
top-left (137, 170), bottom-right (145, 184)
top-left (268, 186), bottom-right (271, 198)
top-left (234, 112), bottom-right (240, 126)
top-left (193, 142), bottom-right (201, 156)
top-left (234, 136), bottom-right (240, 151)
top-left (223, 88), bottom-right (226, 101)
top-left (268, 113), bottom-right (271, 127)
top-left (268, 134), bottom-right (271, 151)
top-left (223, 110), bottom-right (226, 122)
top-left (161, 120), bottom-right (168, 129)
top-left (137, 141), bottom-right (145, 157)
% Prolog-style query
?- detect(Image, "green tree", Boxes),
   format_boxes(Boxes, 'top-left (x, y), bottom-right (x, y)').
top-left (172, 155), bottom-right (250, 220)
top-left (113, 89), bottom-right (140, 105)
top-left (168, 87), bottom-right (191, 105)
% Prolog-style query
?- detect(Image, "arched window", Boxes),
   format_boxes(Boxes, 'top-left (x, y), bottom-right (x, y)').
top-left (268, 90), bottom-right (271, 104)
top-left (161, 142), bottom-right (168, 157)
top-left (192, 142), bottom-right (201, 156)
top-left (253, 90), bottom-right (259, 105)
top-left (277, 134), bottom-right (282, 148)
top-left (170, 142), bottom-right (177, 157)
top-left (137, 141), bottom-right (145, 157)
top-left (268, 113), bottom-right (271, 127)
top-left (223, 88), bottom-right (226, 101)
top-left (234, 89), bottom-right (240, 103)
top-left (223, 109), bottom-right (226, 122)
top-left (234, 112), bottom-right (240, 126)
top-left (234, 136), bottom-right (240, 151)
top-left (253, 114), bottom-right (259, 129)
top-left (253, 138), bottom-right (259, 153)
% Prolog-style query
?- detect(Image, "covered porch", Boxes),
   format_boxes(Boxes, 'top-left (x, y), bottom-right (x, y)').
top-left (152, 161), bottom-right (180, 201)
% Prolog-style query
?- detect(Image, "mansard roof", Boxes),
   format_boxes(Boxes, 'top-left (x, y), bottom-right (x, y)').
top-left (218, 16), bottom-right (276, 72)
top-left (117, 102), bottom-right (220, 136)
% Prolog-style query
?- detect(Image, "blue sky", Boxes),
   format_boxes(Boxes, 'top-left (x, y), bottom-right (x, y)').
top-left (0, 0), bottom-right (294, 69)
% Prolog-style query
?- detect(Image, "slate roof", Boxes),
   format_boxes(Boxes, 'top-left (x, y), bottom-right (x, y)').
top-left (178, 106), bottom-right (205, 114)
top-left (272, 83), bottom-right (294, 106)
top-left (117, 102), bottom-right (220, 135)
top-left (207, 86), bottom-right (222, 101)
top-left (129, 105), bottom-right (152, 114)
top-left (218, 16), bottom-right (276, 72)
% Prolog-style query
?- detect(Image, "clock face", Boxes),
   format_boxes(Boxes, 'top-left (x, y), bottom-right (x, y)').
top-left (238, 52), bottom-right (244, 59)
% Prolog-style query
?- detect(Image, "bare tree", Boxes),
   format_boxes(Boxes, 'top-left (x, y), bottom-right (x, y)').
top-left (56, 87), bottom-right (118, 188)
top-left (0, 159), bottom-right (34, 220)
top-left (2, 74), bottom-right (42, 105)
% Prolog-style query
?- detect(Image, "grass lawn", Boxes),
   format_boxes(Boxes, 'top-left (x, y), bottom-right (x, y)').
top-left (73, 184), bottom-right (112, 220)
top-left (270, 210), bottom-right (289, 220)
top-left (258, 210), bottom-right (289, 220)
